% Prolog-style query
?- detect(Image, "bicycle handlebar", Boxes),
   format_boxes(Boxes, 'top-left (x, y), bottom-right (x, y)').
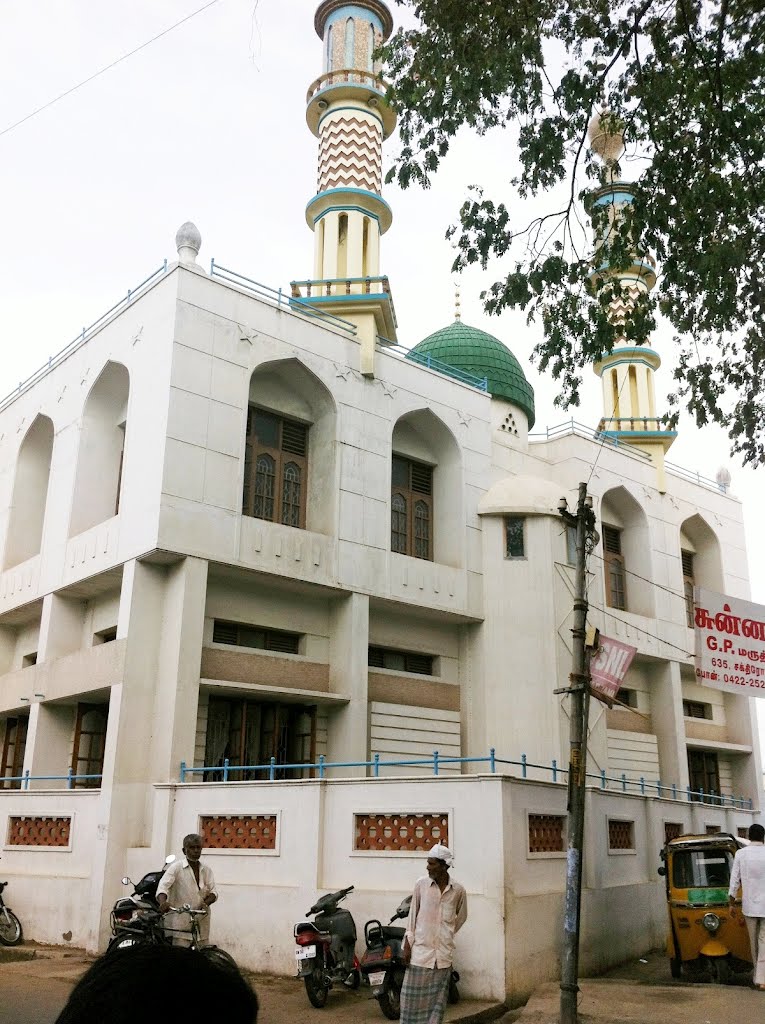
top-left (166, 905), bottom-right (208, 917)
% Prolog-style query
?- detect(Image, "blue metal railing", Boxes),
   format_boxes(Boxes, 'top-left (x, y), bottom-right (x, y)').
top-left (0, 262), bottom-right (169, 414)
top-left (178, 752), bottom-right (754, 809)
top-left (209, 260), bottom-right (358, 336)
top-left (377, 339), bottom-right (489, 392)
top-left (528, 418), bottom-right (652, 460)
top-left (1, 770), bottom-right (102, 790)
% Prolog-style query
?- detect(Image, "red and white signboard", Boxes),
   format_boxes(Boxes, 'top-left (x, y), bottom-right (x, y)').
top-left (589, 635), bottom-right (638, 705)
top-left (694, 588), bottom-right (765, 697)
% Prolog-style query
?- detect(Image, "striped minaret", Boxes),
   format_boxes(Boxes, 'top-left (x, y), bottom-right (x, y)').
top-left (294, 0), bottom-right (398, 375)
top-left (588, 110), bottom-right (676, 491)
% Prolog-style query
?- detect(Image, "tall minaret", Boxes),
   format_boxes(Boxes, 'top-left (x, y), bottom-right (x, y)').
top-left (291, 0), bottom-right (398, 376)
top-left (588, 111), bottom-right (676, 491)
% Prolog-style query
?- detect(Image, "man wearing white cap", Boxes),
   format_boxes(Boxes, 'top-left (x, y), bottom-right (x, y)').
top-left (400, 843), bottom-right (468, 1024)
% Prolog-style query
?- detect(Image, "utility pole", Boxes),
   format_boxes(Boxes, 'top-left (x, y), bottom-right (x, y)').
top-left (558, 481), bottom-right (595, 1024)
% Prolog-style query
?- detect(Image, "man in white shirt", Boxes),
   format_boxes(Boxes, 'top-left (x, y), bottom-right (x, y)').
top-left (156, 833), bottom-right (218, 947)
top-left (400, 843), bottom-right (468, 1024)
top-left (729, 822), bottom-right (765, 989)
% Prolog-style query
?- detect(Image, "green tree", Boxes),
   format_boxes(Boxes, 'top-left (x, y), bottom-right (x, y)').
top-left (381, 0), bottom-right (765, 464)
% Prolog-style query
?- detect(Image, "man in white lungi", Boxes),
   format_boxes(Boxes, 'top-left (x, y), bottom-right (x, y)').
top-left (156, 833), bottom-right (218, 946)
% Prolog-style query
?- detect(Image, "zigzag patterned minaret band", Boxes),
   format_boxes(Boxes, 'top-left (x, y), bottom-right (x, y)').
top-left (306, 2), bottom-right (396, 288)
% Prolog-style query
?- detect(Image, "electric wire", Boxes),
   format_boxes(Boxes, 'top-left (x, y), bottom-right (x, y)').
top-left (588, 550), bottom-right (693, 606)
top-left (0, 0), bottom-right (221, 140)
top-left (586, 600), bottom-right (694, 658)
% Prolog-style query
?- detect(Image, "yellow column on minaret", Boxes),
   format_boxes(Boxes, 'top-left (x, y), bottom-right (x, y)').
top-left (293, 0), bottom-right (399, 377)
top-left (588, 110), bottom-right (676, 490)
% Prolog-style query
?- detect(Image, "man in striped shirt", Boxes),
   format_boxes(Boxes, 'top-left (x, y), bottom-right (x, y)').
top-left (400, 843), bottom-right (468, 1024)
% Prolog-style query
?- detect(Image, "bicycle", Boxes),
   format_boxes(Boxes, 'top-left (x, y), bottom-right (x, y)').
top-left (156, 905), bottom-right (237, 972)
top-left (0, 879), bottom-right (23, 946)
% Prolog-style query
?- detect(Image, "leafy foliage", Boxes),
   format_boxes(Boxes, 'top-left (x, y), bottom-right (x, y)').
top-left (381, 0), bottom-right (765, 463)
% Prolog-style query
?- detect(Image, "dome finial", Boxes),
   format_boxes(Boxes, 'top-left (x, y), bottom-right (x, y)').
top-left (175, 221), bottom-right (202, 264)
top-left (454, 282), bottom-right (461, 322)
top-left (588, 108), bottom-right (624, 181)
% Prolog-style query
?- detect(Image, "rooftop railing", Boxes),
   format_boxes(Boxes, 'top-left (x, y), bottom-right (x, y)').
top-left (290, 275), bottom-right (392, 299)
top-left (178, 751), bottom-right (754, 809)
top-left (529, 418), bottom-right (652, 460)
top-left (598, 416), bottom-right (669, 433)
top-left (378, 340), bottom-right (488, 392)
top-left (0, 261), bottom-right (169, 414)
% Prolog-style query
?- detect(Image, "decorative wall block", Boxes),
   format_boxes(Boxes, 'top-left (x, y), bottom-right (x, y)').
top-left (7, 815), bottom-right (71, 847)
top-left (607, 819), bottom-right (634, 851)
top-left (354, 813), bottom-right (448, 852)
top-left (528, 813), bottom-right (565, 853)
top-left (200, 814), bottom-right (277, 850)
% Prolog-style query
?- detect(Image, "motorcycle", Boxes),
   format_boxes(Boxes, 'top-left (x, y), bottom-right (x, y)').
top-left (294, 884), bottom-right (361, 1008)
top-left (107, 855), bottom-right (176, 953)
top-left (360, 895), bottom-right (460, 1019)
top-left (0, 868), bottom-right (23, 947)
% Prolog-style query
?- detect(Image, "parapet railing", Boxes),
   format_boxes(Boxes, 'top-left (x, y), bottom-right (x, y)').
top-left (378, 339), bottom-right (489, 392)
top-left (529, 418), bottom-right (652, 460)
top-left (0, 261), bottom-right (169, 414)
top-left (306, 68), bottom-right (387, 104)
top-left (179, 751), bottom-right (754, 809)
top-left (291, 275), bottom-right (392, 299)
top-left (1, 770), bottom-right (102, 790)
top-left (209, 260), bottom-right (358, 337)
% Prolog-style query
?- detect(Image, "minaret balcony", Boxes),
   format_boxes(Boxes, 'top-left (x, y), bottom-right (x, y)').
top-left (306, 68), bottom-right (397, 138)
top-left (597, 417), bottom-right (677, 449)
top-left (291, 275), bottom-right (398, 341)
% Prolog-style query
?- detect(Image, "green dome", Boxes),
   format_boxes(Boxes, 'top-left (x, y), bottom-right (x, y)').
top-left (408, 320), bottom-right (535, 428)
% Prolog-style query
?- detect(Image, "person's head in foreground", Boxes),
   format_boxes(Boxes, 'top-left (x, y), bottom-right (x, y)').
top-left (749, 823), bottom-right (765, 843)
top-left (55, 944), bottom-right (258, 1024)
top-left (426, 842), bottom-right (454, 885)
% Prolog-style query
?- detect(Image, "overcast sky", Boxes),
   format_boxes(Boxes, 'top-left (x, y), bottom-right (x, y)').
top-left (1, 2), bottom-right (762, 599)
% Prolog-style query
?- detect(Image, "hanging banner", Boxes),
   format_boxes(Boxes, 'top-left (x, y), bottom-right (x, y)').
top-left (694, 588), bottom-right (765, 697)
top-left (589, 634), bottom-right (638, 705)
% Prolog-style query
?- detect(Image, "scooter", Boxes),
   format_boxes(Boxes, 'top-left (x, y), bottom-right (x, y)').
top-left (360, 895), bottom-right (411, 1019)
top-left (360, 894), bottom-right (461, 1019)
top-left (107, 855), bottom-right (176, 953)
top-left (294, 884), bottom-right (360, 1008)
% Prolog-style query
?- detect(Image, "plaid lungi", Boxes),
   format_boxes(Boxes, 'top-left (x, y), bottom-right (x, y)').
top-left (400, 965), bottom-right (451, 1024)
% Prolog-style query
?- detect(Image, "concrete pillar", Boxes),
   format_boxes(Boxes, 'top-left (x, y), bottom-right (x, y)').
top-left (650, 661), bottom-right (688, 792)
top-left (22, 701), bottom-right (76, 790)
top-left (322, 213), bottom-right (340, 282)
top-left (0, 625), bottom-right (15, 674)
top-left (327, 592), bottom-right (369, 773)
top-left (615, 364), bottom-right (631, 419)
top-left (366, 219), bottom-right (380, 277)
top-left (725, 694), bottom-right (763, 810)
top-left (346, 211), bottom-right (364, 281)
top-left (38, 593), bottom-right (85, 662)
top-left (635, 366), bottom-right (651, 425)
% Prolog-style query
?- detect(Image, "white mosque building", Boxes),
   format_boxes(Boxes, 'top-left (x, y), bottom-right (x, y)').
top-left (0, 0), bottom-right (760, 1000)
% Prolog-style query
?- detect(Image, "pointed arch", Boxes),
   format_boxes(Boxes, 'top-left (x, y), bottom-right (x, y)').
top-left (344, 17), bottom-right (355, 67)
top-left (600, 486), bottom-right (654, 616)
top-left (3, 414), bottom-right (55, 568)
top-left (679, 514), bottom-right (724, 626)
top-left (69, 361), bottom-right (130, 536)
top-left (391, 408), bottom-right (462, 566)
top-left (244, 358), bottom-right (336, 534)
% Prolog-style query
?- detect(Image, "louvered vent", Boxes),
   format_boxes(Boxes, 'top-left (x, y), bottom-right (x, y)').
top-left (681, 550), bottom-right (694, 578)
top-left (410, 463), bottom-right (433, 495)
top-left (281, 420), bottom-right (308, 456)
top-left (213, 621), bottom-right (239, 645)
top-left (265, 631), bottom-right (300, 654)
top-left (603, 525), bottom-right (622, 555)
top-left (368, 647), bottom-right (386, 668)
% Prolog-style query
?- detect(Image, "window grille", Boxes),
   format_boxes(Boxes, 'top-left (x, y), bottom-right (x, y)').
top-left (528, 814), bottom-right (565, 853)
top-left (1, 716), bottom-right (28, 790)
top-left (8, 816), bottom-right (71, 847)
top-left (688, 750), bottom-right (720, 802)
top-left (683, 700), bottom-right (711, 720)
top-left (71, 704), bottom-right (107, 788)
top-left (505, 516), bottom-right (525, 558)
top-left (664, 822), bottom-right (684, 843)
top-left (608, 819), bottom-right (634, 850)
top-left (200, 814), bottom-right (277, 850)
top-left (354, 813), bottom-right (448, 852)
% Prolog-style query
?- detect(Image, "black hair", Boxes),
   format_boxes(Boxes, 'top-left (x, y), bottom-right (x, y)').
top-left (749, 823), bottom-right (765, 843)
top-left (55, 945), bottom-right (258, 1024)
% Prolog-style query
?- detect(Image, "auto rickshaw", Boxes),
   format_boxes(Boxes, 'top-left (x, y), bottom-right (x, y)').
top-left (658, 832), bottom-right (752, 982)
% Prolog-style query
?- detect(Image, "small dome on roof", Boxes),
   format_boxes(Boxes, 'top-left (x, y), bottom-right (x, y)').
top-left (407, 321), bottom-right (535, 428)
top-left (478, 475), bottom-right (569, 517)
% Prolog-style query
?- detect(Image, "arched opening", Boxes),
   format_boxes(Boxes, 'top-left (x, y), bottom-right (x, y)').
top-left (3, 414), bottom-right (54, 568)
top-left (610, 370), bottom-right (620, 419)
top-left (344, 17), bottom-right (355, 68)
top-left (600, 486), bottom-right (653, 616)
top-left (326, 23), bottom-right (333, 71)
top-left (679, 514), bottom-right (724, 627)
top-left (628, 365), bottom-right (638, 420)
top-left (367, 22), bottom-right (374, 69)
top-left (244, 359), bottom-right (336, 534)
top-left (337, 213), bottom-right (348, 279)
top-left (391, 409), bottom-right (462, 566)
top-left (361, 218), bottom-right (370, 277)
top-left (69, 362), bottom-right (130, 536)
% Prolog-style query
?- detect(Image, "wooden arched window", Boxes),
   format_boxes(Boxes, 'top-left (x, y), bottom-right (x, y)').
top-left (391, 456), bottom-right (433, 560)
top-left (243, 408), bottom-right (308, 529)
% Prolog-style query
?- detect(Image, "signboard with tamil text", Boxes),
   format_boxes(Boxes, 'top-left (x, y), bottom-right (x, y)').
top-left (589, 634), bottom-right (638, 706)
top-left (694, 588), bottom-right (765, 697)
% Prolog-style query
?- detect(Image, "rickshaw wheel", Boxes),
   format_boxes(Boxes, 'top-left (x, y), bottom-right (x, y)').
top-left (670, 956), bottom-right (681, 980)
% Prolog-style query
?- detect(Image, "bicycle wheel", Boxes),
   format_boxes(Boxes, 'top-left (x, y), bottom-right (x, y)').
top-left (200, 945), bottom-right (238, 972)
top-left (0, 908), bottom-right (22, 946)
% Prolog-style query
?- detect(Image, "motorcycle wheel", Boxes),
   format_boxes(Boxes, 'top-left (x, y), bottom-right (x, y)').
top-left (347, 968), bottom-right (361, 990)
top-left (0, 909), bottom-right (23, 946)
top-left (377, 974), bottom-right (402, 1020)
top-left (305, 962), bottom-right (328, 1008)
top-left (200, 945), bottom-right (238, 972)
